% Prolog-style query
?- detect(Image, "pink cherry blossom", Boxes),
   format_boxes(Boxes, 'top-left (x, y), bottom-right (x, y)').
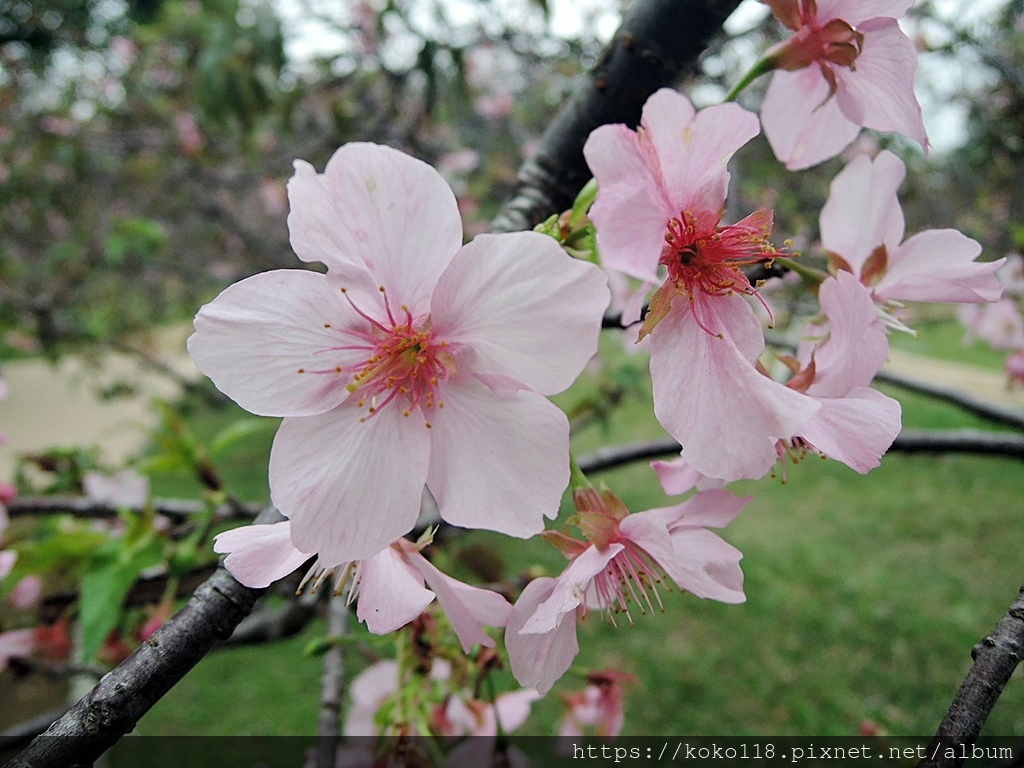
top-left (343, 659), bottom-right (450, 736)
top-left (585, 89), bottom-right (821, 480)
top-left (760, 0), bottom-right (927, 170)
top-left (82, 469), bottom-right (150, 509)
top-left (507, 486), bottom-right (747, 694)
top-left (214, 521), bottom-right (511, 653)
top-left (958, 300), bottom-right (1024, 352)
top-left (0, 627), bottom-right (36, 672)
top-left (820, 151), bottom-right (1003, 311)
top-left (1007, 350), bottom-right (1024, 389)
top-left (782, 271), bottom-right (902, 473)
top-left (558, 670), bottom-right (635, 739)
top-left (190, 143), bottom-right (609, 564)
top-left (9, 576), bottom-right (43, 610)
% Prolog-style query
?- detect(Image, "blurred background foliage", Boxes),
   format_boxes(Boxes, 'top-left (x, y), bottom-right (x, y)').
top-left (1, 0), bottom-right (1022, 360)
top-left (2, 0), bottom-right (1024, 740)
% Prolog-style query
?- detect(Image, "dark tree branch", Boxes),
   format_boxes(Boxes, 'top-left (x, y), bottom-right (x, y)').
top-left (7, 495), bottom-right (257, 523)
top-left (490, 0), bottom-right (743, 233)
top-left (919, 584), bottom-right (1024, 768)
top-left (893, 429), bottom-right (1024, 459)
top-left (221, 591), bottom-right (318, 647)
top-left (874, 370), bottom-right (1024, 434)
top-left (0, 709), bottom-right (70, 751)
top-left (576, 429), bottom-right (1024, 476)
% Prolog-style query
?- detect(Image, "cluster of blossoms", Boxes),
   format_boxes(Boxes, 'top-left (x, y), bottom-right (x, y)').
top-left (958, 253), bottom-right (1024, 388)
top-left (187, 0), bottom-right (1005, 736)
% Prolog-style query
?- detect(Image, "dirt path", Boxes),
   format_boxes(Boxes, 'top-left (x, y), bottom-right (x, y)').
top-left (0, 325), bottom-right (200, 479)
top-left (0, 332), bottom-right (1022, 481)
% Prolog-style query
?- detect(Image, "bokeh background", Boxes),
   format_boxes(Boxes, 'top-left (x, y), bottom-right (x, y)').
top-left (1, 0), bottom-right (1023, 739)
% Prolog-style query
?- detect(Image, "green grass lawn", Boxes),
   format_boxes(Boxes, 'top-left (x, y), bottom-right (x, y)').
top-left (132, 338), bottom-right (1024, 738)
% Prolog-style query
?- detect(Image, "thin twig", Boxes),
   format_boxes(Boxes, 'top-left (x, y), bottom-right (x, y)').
top-left (919, 584), bottom-right (1024, 768)
top-left (6, 495), bottom-right (258, 522)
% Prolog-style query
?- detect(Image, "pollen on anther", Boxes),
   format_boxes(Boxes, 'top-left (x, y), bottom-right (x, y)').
top-left (297, 368), bottom-right (305, 373)
top-left (324, 323), bottom-right (331, 328)
top-left (425, 422), bottom-right (432, 429)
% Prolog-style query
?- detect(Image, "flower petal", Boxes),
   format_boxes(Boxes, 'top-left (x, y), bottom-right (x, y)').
top-left (520, 544), bottom-right (623, 635)
top-left (877, 230), bottom-right (1002, 304)
top-left (357, 545), bottom-right (435, 634)
top-left (271, 403), bottom-right (431, 563)
top-left (189, 270), bottom-right (364, 417)
top-left (585, 123), bottom-right (673, 283)
top-left (644, 489), bottom-right (752, 531)
top-left (410, 549), bottom-right (512, 653)
top-left (640, 90), bottom-right (759, 215)
top-left (797, 387), bottom-right (902, 473)
top-left (0, 628), bottom-right (37, 671)
top-left (287, 143), bottom-right (463, 315)
top-left (819, 151), bottom-right (906, 273)
top-left (809, 272), bottom-right (890, 398)
top-left (761, 68), bottom-right (862, 170)
top-left (426, 380), bottom-right (569, 539)
top-left (506, 577), bottom-right (580, 695)
top-left (650, 294), bottom-right (820, 480)
top-left (667, 527), bottom-right (746, 603)
top-left (815, 0), bottom-right (914, 25)
top-left (834, 19), bottom-right (928, 152)
top-left (430, 232), bottom-right (609, 396)
top-left (651, 456), bottom-right (725, 495)
top-left (213, 521), bottom-right (313, 588)
top-left (621, 505), bottom-right (745, 603)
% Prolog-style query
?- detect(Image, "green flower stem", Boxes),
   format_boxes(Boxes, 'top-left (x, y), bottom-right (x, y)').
top-left (723, 56), bottom-right (774, 102)
top-left (773, 256), bottom-right (830, 289)
top-left (569, 452), bottom-right (594, 492)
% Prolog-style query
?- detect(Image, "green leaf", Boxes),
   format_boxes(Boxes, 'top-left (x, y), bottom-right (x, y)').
top-left (209, 417), bottom-right (276, 457)
top-left (80, 527), bottom-right (165, 660)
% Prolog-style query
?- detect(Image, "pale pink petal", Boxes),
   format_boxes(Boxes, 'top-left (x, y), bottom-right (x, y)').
top-left (506, 578), bottom-right (580, 695)
top-left (621, 506), bottom-right (745, 603)
top-left (409, 550), bottom-right (512, 653)
top-left (876, 231), bottom-right (1003, 304)
top-left (9, 576), bottom-right (42, 610)
top-left (520, 544), bottom-right (623, 635)
top-left (651, 456), bottom-right (725, 495)
top-left (494, 689), bottom-right (543, 733)
top-left (213, 521), bottom-right (313, 588)
top-left (585, 124), bottom-right (673, 283)
top-left (189, 270), bottom-right (364, 418)
top-left (82, 469), bottom-right (149, 509)
top-left (426, 380), bottom-right (568, 539)
top-left (959, 299), bottom-right (1024, 351)
top-left (357, 546), bottom-right (435, 634)
top-left (819, 151), bottom-right (906, 273)
top-left (0, 550), bottom-right (15, 581)
top-left (761, 68), bottom-right (862, 171)
top-left (0, 628), bottom-right (37, 671)
top-left (797, 387), bottom-right (902, 473)
top-left (287, 143), bottom-right (463, 315)
top-left (607, 269), bottom-right (653, 328)
top-left (640, 89), bottom-right (759, 214)
top-left (1007, 351), bottom-right (1024, 387)
top-left (344, 660), bottom-right (398, 735)
top-left (644, 489), bottom-right (751, 531)
top-left (815, 0), bottom-right (914, 25)
top-left (668, 527), bottom-right (746, 603)
top-left (271, 404), bottom-right (431, 563)
top-left (430, 232), bottom-right (609, 396)
top-left (650, 294), bottom-right (820, 480)
top-left (808, 272), bottom-right (890, 398)
top-left (834, 19), bottom-right (928, 152)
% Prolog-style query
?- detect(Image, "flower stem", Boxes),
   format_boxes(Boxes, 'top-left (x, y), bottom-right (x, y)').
top-left (723, 56), bottom-right (773, 102)
top-left (569, 453), bottom-right (594, 491)
top-left (773, 255), bottom-right (829, 289)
